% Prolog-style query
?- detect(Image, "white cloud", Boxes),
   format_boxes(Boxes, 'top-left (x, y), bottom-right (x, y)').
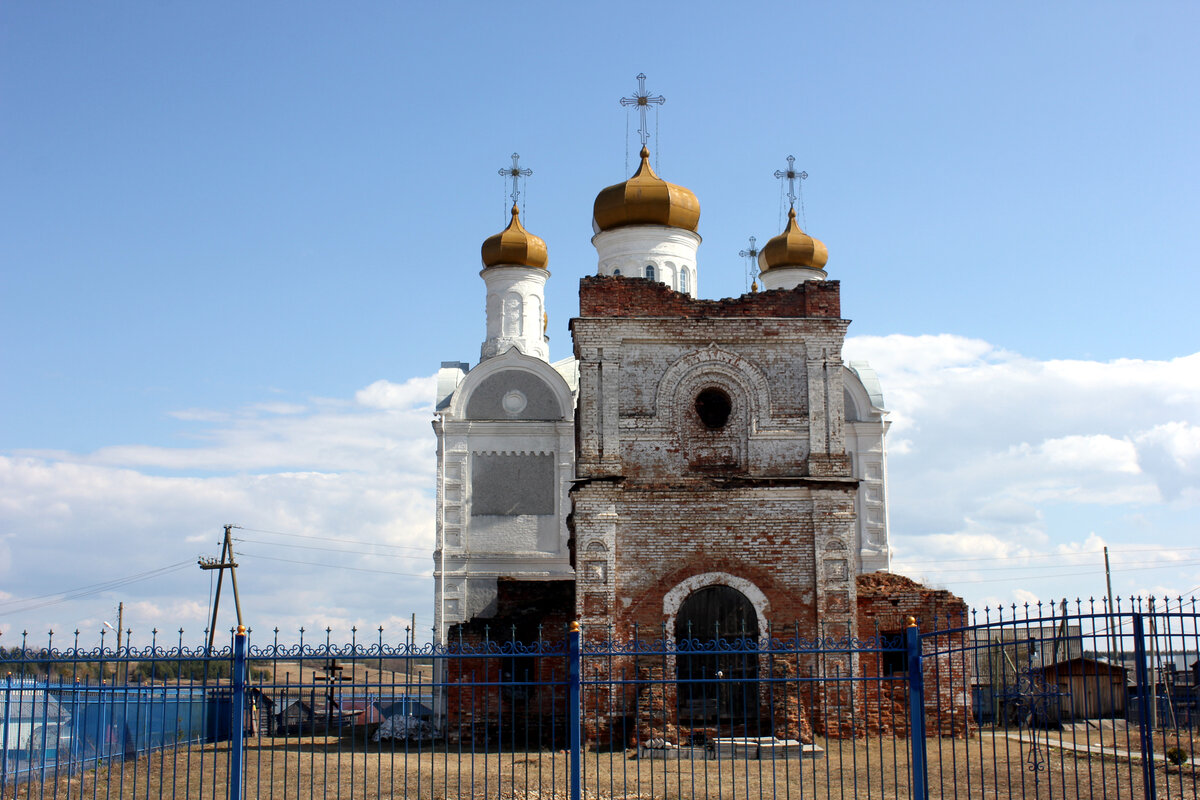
top-left (1039, 434), bottom-right (1140, 474)
top-left (355, 376), bottom-right (436, 410)
top-left (1134, 421), bottom-right (1200, 502)
top-left (2, 340), bottom-right (1198, 637)
top-left (0, 377), bottom-right (439, 641)
top-left (847, 336), bottom-right (1200, 609)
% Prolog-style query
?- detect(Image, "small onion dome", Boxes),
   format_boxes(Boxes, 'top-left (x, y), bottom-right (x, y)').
top-left (481, 204), bottom-right (548, 269)
top-left (758, 207), bottom-right (828, 273)
top-left (593, 145), bottom-right (700, 233)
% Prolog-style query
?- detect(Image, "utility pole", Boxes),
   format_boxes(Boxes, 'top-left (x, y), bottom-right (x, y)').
top-left (1149, 596), bottom-right (1158, 731)
top-left (1050, 598), bottom-right (1069, 665)
top-left (199, 524), bottom-right (244, 653)
top-left (116, 602), bottom-right (124, 654)
top-left (1104, 547), bottom-right (1117, 662)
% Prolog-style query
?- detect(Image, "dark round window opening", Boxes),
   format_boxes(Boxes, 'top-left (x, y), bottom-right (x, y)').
top-left (695, 388), bottom-right (732, 429)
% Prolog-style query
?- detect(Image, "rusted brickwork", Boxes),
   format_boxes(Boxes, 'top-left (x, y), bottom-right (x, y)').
top-left (572, 275), bottom-right (860, 739)
top-left (444, 579), bottom-right (573, 744)
top-left (576, 275), bottom-right (841, 319)
top-left (856, 572), bottom-right (974, 738)
top-left (767, 661), bottom-right (815, 743)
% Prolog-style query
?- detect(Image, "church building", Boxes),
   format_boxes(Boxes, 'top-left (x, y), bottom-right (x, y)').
top-left (432, 132), bottom-right (893, 650)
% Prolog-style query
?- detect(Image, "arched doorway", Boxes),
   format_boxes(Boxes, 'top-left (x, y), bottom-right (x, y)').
top-left (674, 585), bottom-right (760, 725)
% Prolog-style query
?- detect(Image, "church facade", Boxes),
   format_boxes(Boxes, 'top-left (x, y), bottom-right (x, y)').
top-left (432, 145), bottom-right (892, 649)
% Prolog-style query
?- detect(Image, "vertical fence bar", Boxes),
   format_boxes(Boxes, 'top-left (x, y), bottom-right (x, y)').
top-left (1132, 612), bottom-right (1157, 800)
top-left (1, 672), bottom-right (10, 791)
top-left (229, 625), bottom-right (248, 800)
top-left (568, 621), bottom-right (581, 800)
top-left (906, 617), bottom-right (928, 800)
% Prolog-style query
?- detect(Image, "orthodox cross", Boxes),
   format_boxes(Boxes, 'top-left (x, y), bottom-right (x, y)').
top-left (739, 236), bottom-right (760, 292)
top-left (774, 155), bottom-right (808, 209)
top-left (620, 73), bottom-right (665, 148)
top-left (498, 152), bottom-right (532, 207)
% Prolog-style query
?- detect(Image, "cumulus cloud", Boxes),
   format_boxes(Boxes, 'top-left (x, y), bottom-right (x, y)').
top-left (0, 377), bottom-right (439, 641)
top-left (3, 341), bottom-right (1198, 638)
top-left (1134, 421), bottom-right (1200, 502)
top-left (845, 336), bottom-right (1200, 609)
top-left (355, 376), bottom-right (436, 410)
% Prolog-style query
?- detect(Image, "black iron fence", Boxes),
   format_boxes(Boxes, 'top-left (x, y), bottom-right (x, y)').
top-left (1, 598), bottom-right (1197, 799)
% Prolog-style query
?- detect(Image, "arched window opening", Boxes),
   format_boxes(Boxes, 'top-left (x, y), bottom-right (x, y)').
top-left (612, 268), bottom-right (622, 276)
top-left (645, 264), bottom-right (656, 280)
top-left (680, 268), bottom-right (690, 293)
top-left (695, 387), bottom-right (732, 429)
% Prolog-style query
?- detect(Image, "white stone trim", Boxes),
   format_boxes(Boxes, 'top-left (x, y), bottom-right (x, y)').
top-left (449, 348), bottom-right (575, 421)
top-left (654, 345), bottom-right (772, 432)
top-left (663, 572), bottom-right (770, 640)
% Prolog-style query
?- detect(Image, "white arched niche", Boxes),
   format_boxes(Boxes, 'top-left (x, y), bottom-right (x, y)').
top-left (663, 572), bottom-right (770, 644)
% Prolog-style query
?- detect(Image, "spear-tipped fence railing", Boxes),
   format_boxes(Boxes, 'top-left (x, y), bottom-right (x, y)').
top-left (1, 597), bottom-right (1196, 799)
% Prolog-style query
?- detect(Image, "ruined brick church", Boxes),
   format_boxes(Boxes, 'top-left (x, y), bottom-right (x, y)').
top-left (431, 136), bottom-right (900, 652)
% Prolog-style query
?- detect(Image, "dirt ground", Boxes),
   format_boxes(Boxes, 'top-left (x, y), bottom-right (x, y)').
top-left (11, 734), bottom-right (1199, 800)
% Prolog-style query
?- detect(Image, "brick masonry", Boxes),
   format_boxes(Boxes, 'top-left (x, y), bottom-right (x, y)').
top-left (572, 275), bottom-right (859, 740)
top-left (442, 274), bottom-right (964, 745)
top-left (856, 572), bottom-right (974, 738)
top-left (444, 579), bottom-right (573, 744)
top-left (576, 274), bottom-right (841, 320)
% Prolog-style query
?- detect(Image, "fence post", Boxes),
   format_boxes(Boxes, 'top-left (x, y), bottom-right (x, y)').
top-left (229, 625), bottom-right (248, 800)
top-left (1132, 613), bottom-right (1157, 800)
top-left (905, 616), bottom-right (928, 800)
top-left (2, 673), bottom-right (11, 790)
top-left (568, 621), bottom-right (581, 800)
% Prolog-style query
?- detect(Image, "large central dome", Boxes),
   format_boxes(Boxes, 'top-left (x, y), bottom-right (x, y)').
top-left (593, 146), bottom-right (700, 233)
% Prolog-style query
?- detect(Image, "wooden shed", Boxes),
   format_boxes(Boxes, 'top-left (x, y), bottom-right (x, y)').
top-left (1039, 658), bottom-right (1128, 720)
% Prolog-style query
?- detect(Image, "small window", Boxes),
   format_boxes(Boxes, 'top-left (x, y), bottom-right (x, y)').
top-left (879, 630), bottom-right (907, 676)
top-left (680, 269), bottom-right (690, 293)
top-left (694, 388), bottom-right (732, 429)
top-left (612, 268), bottom-right (621, 276)
top-left (645, 264), bottom-right (656, 280)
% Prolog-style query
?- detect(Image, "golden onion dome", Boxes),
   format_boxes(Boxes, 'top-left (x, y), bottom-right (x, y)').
top-left (481, 204), bottom-right (548, 269)
top-left (759, 207), bottom-right (828, 273)
top-left (593, 146), bottom-right (700, 233)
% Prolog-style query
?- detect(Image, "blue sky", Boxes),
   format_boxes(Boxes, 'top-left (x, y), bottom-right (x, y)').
top-left (1, 3), bottom-right (1197, 641)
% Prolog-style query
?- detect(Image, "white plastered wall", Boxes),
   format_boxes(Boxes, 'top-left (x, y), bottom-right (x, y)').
top-left (433, 348), bottom-right (576, 646)
top-left (480, 266), bottom-right (550, 362)
top-left (843, 363), bottom-right (891, 573)
top-left (591, 225), bottom-right (701, 297)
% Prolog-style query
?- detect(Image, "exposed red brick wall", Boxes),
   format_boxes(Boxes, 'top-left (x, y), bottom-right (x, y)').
top-left (573, 484), bottom-right (860, 641)
top-left (444, 579), bottom-right (573, 744)
top-left (576, 275), bottom-right (841, 320)
top-left (857, 572), bottom-right (973, 738)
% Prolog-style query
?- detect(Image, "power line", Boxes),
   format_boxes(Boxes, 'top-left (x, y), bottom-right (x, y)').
top-left (235, 549), bottom-right (433, 578)
top-left (0, 561), bottom-right (194, 615)
top-left (901, 558), bottom-right (1200, 576)
top-left (898, 546), bottom-right (1200, 566)
top-left (234, 537), bottom-right (427, 560)
top-left (918, 560), bottom-right (1200, 587)
top-left (237, 526), bottom-right (431, 553)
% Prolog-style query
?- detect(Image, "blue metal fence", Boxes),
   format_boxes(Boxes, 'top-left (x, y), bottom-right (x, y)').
top-left (2, 599), bottom-right (1197, 799)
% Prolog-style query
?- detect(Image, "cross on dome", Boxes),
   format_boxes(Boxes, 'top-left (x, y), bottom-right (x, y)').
top-left (499, 152), bottom-right (533, 207)
top-left (773, 155), bottom-right (807, 209)
top-left (619, 73), bottom-right (665, 148)
top-left (740, 235), bottom-right (760, 292)
top-left (739, 235), bottom-right (759, 260)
